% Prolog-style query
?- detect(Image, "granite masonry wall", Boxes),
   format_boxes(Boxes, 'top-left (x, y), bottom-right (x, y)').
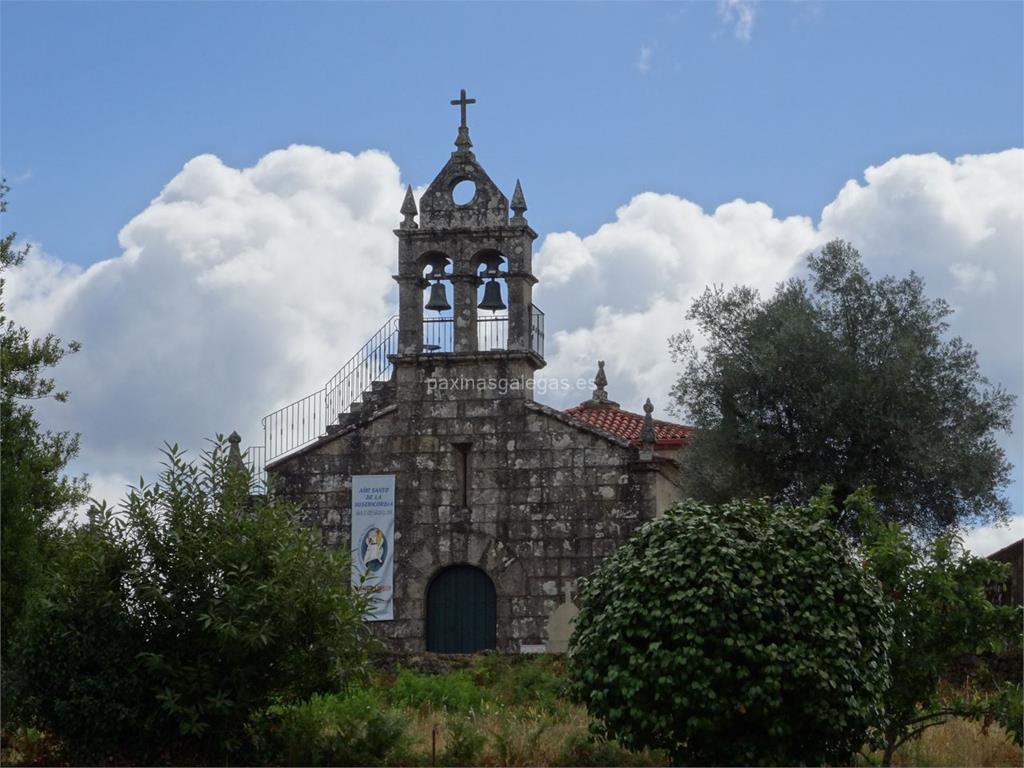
top-left (269, 352), bottom-right (669, 653)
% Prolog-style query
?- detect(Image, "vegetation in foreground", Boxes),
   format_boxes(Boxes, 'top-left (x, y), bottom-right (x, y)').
top-left (4, 442), bottom-right (371, 765)
top-left (2, 654), bottom-right (1021, 767)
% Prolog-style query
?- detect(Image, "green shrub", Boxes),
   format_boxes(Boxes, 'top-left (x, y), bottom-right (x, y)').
top-left (568, 497), bottom-right (892, 766)
top-left (8, 440), bottom-right (372, 764)
top-left (995, 683), bottom-right (1024, 747)
top-left (440, 714), bottom-right (487, 766)
top-left (556, 731), bottom-right (665, 767)
top-left (490, 711), bottom-right (552, 767)
top-left (257, 689), bottom-right (412, 766)
top-left (389, 668), bottom-right (491, 713)
top-left (473, 654), bottom-right (566, 711)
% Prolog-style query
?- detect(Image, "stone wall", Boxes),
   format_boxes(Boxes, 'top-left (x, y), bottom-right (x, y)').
top-left (269, 352), bottom-right (666, 652)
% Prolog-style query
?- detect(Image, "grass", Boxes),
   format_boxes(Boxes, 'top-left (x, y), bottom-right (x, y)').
top-left (372, 655), bottom-right (1022, 768)
top-left (249, 654), bottom-right (667, 767)
top-left (397, 699), bottom-right (665, 767)
top-left (859, 718), bottom-right (1023, 768)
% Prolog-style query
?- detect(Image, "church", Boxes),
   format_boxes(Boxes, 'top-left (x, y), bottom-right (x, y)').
top-left (244, 92), bottom-right (691, 654)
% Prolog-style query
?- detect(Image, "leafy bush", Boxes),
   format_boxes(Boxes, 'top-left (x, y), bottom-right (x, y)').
top-left (556, 731), bottom-right (665, 767)
top-left (256, 689), bottom-right (411, 766)
top-left (994, 683), bottom-right (1023, 747)
top-left (490, 711), bottom-right (552, 766)
top-left (568, 496), bottom-right (892, 766)
top-left (389, 668), bottom-right (491, 713)
top-left (473, 654), bottom-right (567, 712)
top-left (440, 714), bottom-right (487, 766)
top-left (8, 440), bottom-right (371, 764)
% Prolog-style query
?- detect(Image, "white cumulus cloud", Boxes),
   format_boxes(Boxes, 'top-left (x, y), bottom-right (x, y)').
top-left (533, 149), bottom-right (1023, 549)
top-left (8, 145), bottom-right (406, 483)
top-left (7, 145), bottom-right (1022, 552)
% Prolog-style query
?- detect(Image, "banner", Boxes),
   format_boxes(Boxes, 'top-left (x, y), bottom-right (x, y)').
top-left (351, 474), bottom-right (395, 621)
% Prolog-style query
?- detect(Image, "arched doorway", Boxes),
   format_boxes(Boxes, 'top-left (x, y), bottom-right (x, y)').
top-left (426, 565), bottom-right (497, 653)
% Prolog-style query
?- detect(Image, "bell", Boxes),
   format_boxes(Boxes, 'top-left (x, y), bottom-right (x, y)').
top-left (425, 281), bottom-right (450, 312)
top-left (478, 278), bottom-right (506, 312)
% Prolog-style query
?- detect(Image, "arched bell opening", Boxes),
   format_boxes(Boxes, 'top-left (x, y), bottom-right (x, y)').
top-left (473, 250), bottom-right (509, 351)
top-left (420, 252), bottom-right (453, 352)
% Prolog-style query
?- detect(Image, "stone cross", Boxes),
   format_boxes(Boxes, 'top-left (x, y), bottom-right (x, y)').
top-left (450, 89), bottom-right (476, 128)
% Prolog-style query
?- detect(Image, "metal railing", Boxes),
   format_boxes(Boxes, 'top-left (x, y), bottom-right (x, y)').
top-left (246, 304), bottom-right (545, 493)
top-left (246, 316), bottom-right (400, 490)
top-left (530, 304), bottom-right (545, 358)
top-left (423, 316), bottom-right (455, 352)
top-left (422, 306), bottom-right (545, 357)
top-left (244, 444), bottom-right (266, 493)
top-left (478, 313), bottom-right (509, 351)
top-left (324, 319), bottom-right (401, 421)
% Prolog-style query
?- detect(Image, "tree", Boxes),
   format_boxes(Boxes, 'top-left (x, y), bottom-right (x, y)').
top-left (0, 180), bottom-right (87, 662)
top-left (9, 440), bottom-right (373, 764)
top-left (670, 239), bottom-right (1014, 535)
top-left (844, 489), bottom-right (1023, 765)
top-left (567, 496), bottom-right (892, 766)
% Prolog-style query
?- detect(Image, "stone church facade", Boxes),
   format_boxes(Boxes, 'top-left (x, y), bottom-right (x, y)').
top-left (262, 94), bottom-right (690, 653)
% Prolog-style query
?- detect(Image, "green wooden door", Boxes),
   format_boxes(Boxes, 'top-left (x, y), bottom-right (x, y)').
top-left (426, 565), bottom-right (497, 653)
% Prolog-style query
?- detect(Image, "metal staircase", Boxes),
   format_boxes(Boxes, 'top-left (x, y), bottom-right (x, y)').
top-left (245, 316), bottom-right (399, 491)
top-left (244, 305), bottom-right (544, 492)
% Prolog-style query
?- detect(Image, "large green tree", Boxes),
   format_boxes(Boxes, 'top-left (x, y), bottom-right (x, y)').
top-left (0, 180), bottom-right (87, 661)
top-left (670, 239), bottom-right (1014, 535)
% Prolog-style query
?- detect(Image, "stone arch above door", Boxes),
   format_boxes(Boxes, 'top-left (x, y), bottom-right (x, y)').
top-left (397, 530), bottom-right (525, 651)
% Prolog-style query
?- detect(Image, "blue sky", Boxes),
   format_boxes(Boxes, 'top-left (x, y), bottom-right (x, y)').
top-left (4, 1), bottom-right (1022, 264)
top-left (2, 1), bottom-right (1023, 551)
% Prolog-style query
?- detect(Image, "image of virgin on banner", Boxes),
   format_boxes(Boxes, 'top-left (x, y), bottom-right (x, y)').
top-left (351, 474), bottom-right (395, 621)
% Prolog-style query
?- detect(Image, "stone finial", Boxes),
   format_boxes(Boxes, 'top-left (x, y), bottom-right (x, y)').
top-left (579, 360), bottom-right (619, 409)
top-left (451, 88), bottom-right (476, 152)
top-left (511, 179), bottom-right (528, 222)
top-left (454, 126), bottom-right (473, 152)
top-left (640, 399), bottom-right (656, 456)
top-left (227, 430), bottom-right (245, 471)
top-left (400, 185), bottom-right (418, 230)
top-left (594, 360), bottom-right (608, 396)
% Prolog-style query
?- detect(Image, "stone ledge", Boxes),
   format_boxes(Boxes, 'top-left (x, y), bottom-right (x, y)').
top-left (390, 350), bottom-right (545, 369)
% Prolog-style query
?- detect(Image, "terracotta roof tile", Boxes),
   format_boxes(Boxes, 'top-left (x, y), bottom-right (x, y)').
top-left (563, 405), bottom-right (691, 447)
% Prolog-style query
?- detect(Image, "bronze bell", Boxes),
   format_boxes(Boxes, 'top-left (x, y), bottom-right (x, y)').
top-left (425, 281), bottom-right (451, 312)
top-left (478, 278), bottom-right (506, 312)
